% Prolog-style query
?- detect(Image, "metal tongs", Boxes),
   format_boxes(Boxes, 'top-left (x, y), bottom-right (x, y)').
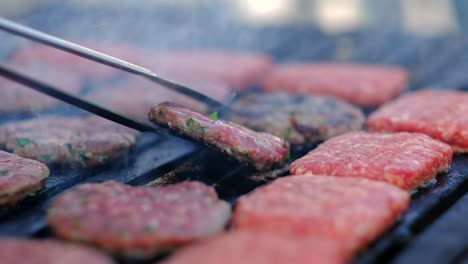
top-left (0, 18), bottom-right (231, 135)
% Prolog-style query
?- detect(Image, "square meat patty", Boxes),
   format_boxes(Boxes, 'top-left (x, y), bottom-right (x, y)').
top-left (367, 90), bottom-right (468, 153)
top-left (233, 175), bottom-right (409, 254)
top-left (260, 63), bottom-right (409, 107)
top-left (290, 131), bottom-right (453, 190)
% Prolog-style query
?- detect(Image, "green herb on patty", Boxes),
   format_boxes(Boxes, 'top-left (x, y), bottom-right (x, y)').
top-left (16, 138), bottom-right (33, 148)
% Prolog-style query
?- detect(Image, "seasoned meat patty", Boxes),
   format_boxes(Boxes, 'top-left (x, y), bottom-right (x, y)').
top-left (0, 238), bottom-right (114, 264)
top-left (0, 65), bottom-right (82, 114)
top-left (0, 116), bottom-right (137, 167)
top-left (161, 231), bottom-right (348, 264)
top-left (86, 76), bottom-right (231, 122)
top-left (233, 175), bottom-right (409, 254)
top-left (261, 63), bottom-right (409, 107)
top-left (11, 43), bottom-right (150, 81)
top-left (367, 90), bottom-right (468, 153)
top-left (149, 102), bottom-right (290, 171)
top-left (291, 131), bottom-right (453, 190)
top-left (48, 181), bottom-right (231, 258)
top-left (230, 93), bottom-right (365, 145)
top-left (150, 50), bottom-right (273, 91)
top-left (0, 150), bottom-right (49, 206)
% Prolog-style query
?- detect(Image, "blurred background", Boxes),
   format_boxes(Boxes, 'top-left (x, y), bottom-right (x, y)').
top-left (1, 0), bottom-right (468, 89)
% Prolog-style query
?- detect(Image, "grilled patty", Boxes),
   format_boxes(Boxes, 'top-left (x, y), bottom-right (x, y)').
top-left (0, 150), bottom-right (49, 206)
top-left (260, 63), bottom-right (409, 107)
top-left (161, 231), bottom-right (348, 264)
top-left (233, 175), bottom-right (409, 254)
top-left (230, 93), bottom-right (365, 145)
top-left (150, 50), bottom-right (273, 91)
top-left (367, 90), bottom-right (468, 153)
top-left (48, 181), bottom-right (231, 258)
top-left (0, 238), bottom-right (114, 264)
top-left (87, 77), bottom-right (231, 122)
top-left (149, 102), bottom-right (290, 171)
top-left (291, 131), bottom-right (453, 190)
top-left (0, 116), bottom-right (137, 167)
top-left (0, 66), bottom-right (82, 114)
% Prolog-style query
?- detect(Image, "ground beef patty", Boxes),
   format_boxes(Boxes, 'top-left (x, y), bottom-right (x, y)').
top-left (0, 238), bottom-right (114, 264)
top-left (261, 63), bottom-right (409, 107)
top-left (48, 181), bottom-right (231, 258)
top-left (229, 93), bottom-right (365, 145)
top-left (11, 43), bottom-right (150, 82)
top-left (367, 90), bottom-right (468, 153)
top-left (0, 150), bottom-right (49, 206)
top-left (291, 131), bottom-right (453, 190)
top-left (150, 50), bottom-right (273, 91)
top-left (0, 65), bottom-right (82, 114)
top-left (0, 116), bottom-right (137, 167)
top-left (149, 102), bottom-right (290, 171)
top-left (86, 76), bottom-right (231, 122)
top-left (161, 231), bottom-right (348, 264)
top-left (233, 175), bottom-right (409, 254)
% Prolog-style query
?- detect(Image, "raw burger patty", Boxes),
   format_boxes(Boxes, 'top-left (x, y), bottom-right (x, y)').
top-left (150, 50), bottom-right (273, 91)
top-left (290, 131), bottom-right (453, 190)
top-left (229, 93), bottom-right (365, 145)
top-left (0, 238), bottom-right (114, 264)
top-left (149, 102), bottom-right (290, 171)
top-left (0, 150), bottom-right (49, 206)
top-left (261, 63), bottom-right (409, 107)
top-left (233, 175), bottom-right (409, 254)
top-left (87, 76), bottom-right (231, 122)
top-left (0, 116), bottom-right (137, 167)
top-left (48, 181), bottom-right (231, 258)
top-left (11, 43), bottom-right (149, 81)
top-left (161, 231), bottom-right (348, 264)
top-left (0, 66), bottom-right (82, 114)
top-left (367, 90), bottom-right (468, 153)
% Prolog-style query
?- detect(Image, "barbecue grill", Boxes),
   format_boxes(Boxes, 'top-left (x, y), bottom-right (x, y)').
top-left (1, 1), bottom-right (468, 264)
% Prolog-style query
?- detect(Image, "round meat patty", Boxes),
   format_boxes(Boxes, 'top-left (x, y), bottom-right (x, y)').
top-left (290, 131), bottom-right (453, 190)
top-left (0, 150), bottom-right (49, 206)
top-left (150, 50), bottom-right (273, 91)
top-left (367, 90), bottom-right (468, 153)
top-left (149, 102), bottom-right (290, 171)
top-left (48, 181), bottom-right (231, 258)
top-left (86, 76), bottom-right (231, 122)
top-left (0, 238), bottom-right (114, 264)
top-left (261, 63), bottom-right (409, 107)
top-left (11, 43), bottom-right (150, 82)
top-left (0, 65), bottom-right (82, 114)
top-left (233, 175), bottom-right (410, 254)
top-left (0, 116), bottom-right (137, 167)
top-left (161, 231), bottom-right (348, 264)
top-left (230, 93), bottom-right (365, 145)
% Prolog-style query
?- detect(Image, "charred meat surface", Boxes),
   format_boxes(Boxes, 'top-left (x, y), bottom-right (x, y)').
top-left (87, 77), bottom-right (231, 122)
top-left (0, 116), bottom-right (137, 167)
top-left (0, 65), bottom-right (82, 114)
top-left (230, 93), bottom-right (365, 145)
top-left (261, 63), bottom-right (409, 107)
top-left (149, 102), bottom-right (290, 171)
top-left (367, 90), bottom-right (468, 153)
top-left (233, 175), bottom-right (410, 255)
top-left (48, 181), bottom-right (231, 258)
top-left (291, 131), bottom-right (453, 190)
top-left (161, 231), bottom-right (348, 264)
top-left (0, 238), bottom-right (114, 264)
top-left (150, 50), bottom-right (273, 91)
top-left (0, 150), bottom-right (49, 206)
